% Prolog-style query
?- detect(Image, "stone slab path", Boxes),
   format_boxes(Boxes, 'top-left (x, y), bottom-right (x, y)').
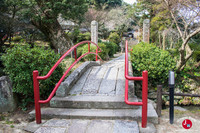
top-left (69, 55), bottom-right (132, 96)
top-left (25, 119), bottom-right (139, 133)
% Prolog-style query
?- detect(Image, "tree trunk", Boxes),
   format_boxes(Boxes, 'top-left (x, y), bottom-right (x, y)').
top-left (159, 32), bottom-right (162, 49)
top-left (176, 44), bottom-right (193, 71)
top-left (31, 19), bottom-right (71, 55)
top-left (170, 35), bottom-right (173, 49)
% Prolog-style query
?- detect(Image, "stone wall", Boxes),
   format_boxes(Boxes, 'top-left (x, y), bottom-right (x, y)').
top-left (0, 76), bottom-right (17, 112)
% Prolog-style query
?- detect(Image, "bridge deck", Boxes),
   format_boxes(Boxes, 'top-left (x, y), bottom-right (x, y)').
top-left (69, 54), bottom-right (134, 96)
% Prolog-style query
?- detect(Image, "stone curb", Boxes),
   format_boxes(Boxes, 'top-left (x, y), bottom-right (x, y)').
top-left (56, 61), bottom-right (100, 97)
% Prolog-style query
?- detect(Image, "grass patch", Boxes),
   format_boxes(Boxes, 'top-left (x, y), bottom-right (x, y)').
top-left (10, 125), bottom-right (14, 128)
top-left (5, 120), bottom-right (14, 124)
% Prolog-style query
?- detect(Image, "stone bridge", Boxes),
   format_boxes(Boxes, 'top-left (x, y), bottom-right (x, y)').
top-left (29, 54), bottom-right (158, 133)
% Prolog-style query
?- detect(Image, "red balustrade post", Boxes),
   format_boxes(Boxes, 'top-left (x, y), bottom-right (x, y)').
top-left (142, 71), bottom-right (148, 128)
top-left (33, 70), bottom-right (41, 124)
top-left (88, 42), bottom-right (90, 52)
top-left (74, 48), bottom-right (77, 61)
top-left (96, 49), bottom-right (98, 61)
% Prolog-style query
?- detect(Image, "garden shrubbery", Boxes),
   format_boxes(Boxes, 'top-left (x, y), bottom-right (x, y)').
top-left (77, 41), bottom-right (119, 61)
top-left (77, 32), bottom-right (91, 42)
top-left (1, 44), bottom-right (64, 108)
top-left (108, 32), bottom-right (121, 45)
top-left (67, 30), bottom-right (91, 43)
top-left (130, 42), bottom-right (176, 87)
top-left (12, 36), bottom-right (23, 42)
top-left (104, 42), bottom-right (119, 57)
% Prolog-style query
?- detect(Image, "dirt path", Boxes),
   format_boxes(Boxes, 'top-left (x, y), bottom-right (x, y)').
top-left (0, 110), bottom-right (30, 133)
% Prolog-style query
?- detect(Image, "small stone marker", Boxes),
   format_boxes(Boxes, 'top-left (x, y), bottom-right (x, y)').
top-left (0, 76), bottom-right (16, 112)
top-left (143, 19), bottom-right (150, 43)
top-left (91, 20), bottom-right (98, 45)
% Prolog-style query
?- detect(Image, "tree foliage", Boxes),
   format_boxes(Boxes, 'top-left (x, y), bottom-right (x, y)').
top-left (0, 0), bottom-right (23, 46)
top-left (4, 0), bottom-right (89, 55)
top-left (89, 0), bottom-right (122, 10)
top-left (162, 0), bottom-right (200, 71)
top-left (129, 0), bottom-right (200, 71)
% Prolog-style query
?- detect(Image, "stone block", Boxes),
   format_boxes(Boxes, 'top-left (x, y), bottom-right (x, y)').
top-left (35, 127), bottom-right (67, 133)
top-left (138, 122), bottom-right (156, 133)
top-left (0, 76), bottom-right (17, 112)
top-left (86, 120), bottom-right (113, 133)
top-left (43, 119), bottom-right (71, 127)
top-left (68, 119), bottom-right (89, 133)
top-left (114, 120), bottom-right (139, 133)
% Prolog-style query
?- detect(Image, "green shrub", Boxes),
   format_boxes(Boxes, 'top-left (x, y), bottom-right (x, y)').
top-left (130, 42), bottom-right (176, 87)
top-left (1, 44), bottom-right (64, 107)
top-left (108, 32), bottom-right (121, 44)
top-left (98, 43), bottom-right (109, 60)
top-left (12, 36), bottom-right (23, 42)
top-left (77, 43), bottom-right (109, 61)
top-left (77, 32), bottom-right (91, 42)
top-left (104, 42), bottom-right (119, 57)
top-left (78, 44), bottom-right (97, 61)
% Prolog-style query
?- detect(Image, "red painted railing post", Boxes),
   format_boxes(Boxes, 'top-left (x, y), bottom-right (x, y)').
top-left (74, 48), bottom-right (77, 61)
top-left (88, 42), bottom-right (90, 52)
top-left (96, 49), bottom-right (98, 61)
top-left (142, 71), bottom-right (148, 128)
top-left (33, 70), bottom-right (41, 124)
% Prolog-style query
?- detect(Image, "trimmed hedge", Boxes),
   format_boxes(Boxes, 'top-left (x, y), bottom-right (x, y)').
top-left (130, 42), bottom-right (176, 87)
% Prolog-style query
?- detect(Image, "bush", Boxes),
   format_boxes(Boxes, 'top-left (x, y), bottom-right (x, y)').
top-left (78, 44), bottom-right (97, 61)
top-left (98, 43), bottom-right (109, 60)
top-left (68, 30), bottom-right (91, 43)
top-left (77, 43), bottom-right (109, 61)
top-left (77, 32), bottom-right (91, 42)
top-left (130, 42), bottom-right (176, 87)
top-left (12, 36), bottom-right (23, 42)
top-left (108, 32), bottom-right (121, 44)
top-left (1, 44), bottom-right (64, 107)
top-left (104, 42), bottom-right (119, 57)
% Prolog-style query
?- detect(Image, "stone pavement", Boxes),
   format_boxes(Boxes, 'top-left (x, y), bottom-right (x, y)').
top-left (27, 54), bottom-right (157, 133)
top-left (25, 119), bottom-right (139, 133)
top-left (68, 55), bottom-right (132, 96)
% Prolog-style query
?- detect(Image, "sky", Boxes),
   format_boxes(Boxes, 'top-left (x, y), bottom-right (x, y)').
top-left (123, 0), bottom-right (137, 4)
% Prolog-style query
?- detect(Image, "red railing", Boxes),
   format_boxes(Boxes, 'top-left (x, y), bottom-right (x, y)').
top-left (33, 41), bottom-right (102, 124)
top-left (125, 40), bottom-right (148, 128)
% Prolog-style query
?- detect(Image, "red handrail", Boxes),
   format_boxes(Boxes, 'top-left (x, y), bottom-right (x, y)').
top-left (33, 41), bottom-right (102, 124)
top-left (125, 40), bottom-right (148, 128)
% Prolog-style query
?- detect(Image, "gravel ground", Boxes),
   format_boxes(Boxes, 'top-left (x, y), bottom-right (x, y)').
top-left (155, 106), bottom-right (200, 133)
top-left (0, 110), bottom-right (30, 133)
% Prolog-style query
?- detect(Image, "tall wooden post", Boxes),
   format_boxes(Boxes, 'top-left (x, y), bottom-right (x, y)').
top-left (156, 85), bottom-right (163, 117)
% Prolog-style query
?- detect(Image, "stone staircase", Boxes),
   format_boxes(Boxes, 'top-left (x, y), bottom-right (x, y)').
top-left (29, 55), bottom-right (158, 133)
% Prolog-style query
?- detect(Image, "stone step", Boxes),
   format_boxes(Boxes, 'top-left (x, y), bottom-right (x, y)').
top-left (25, 119), bottom-right (141, 133)
top-left (50, 95), bottom-right (139, 109)
top-left (29, 103), bottom-right (158, 124)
